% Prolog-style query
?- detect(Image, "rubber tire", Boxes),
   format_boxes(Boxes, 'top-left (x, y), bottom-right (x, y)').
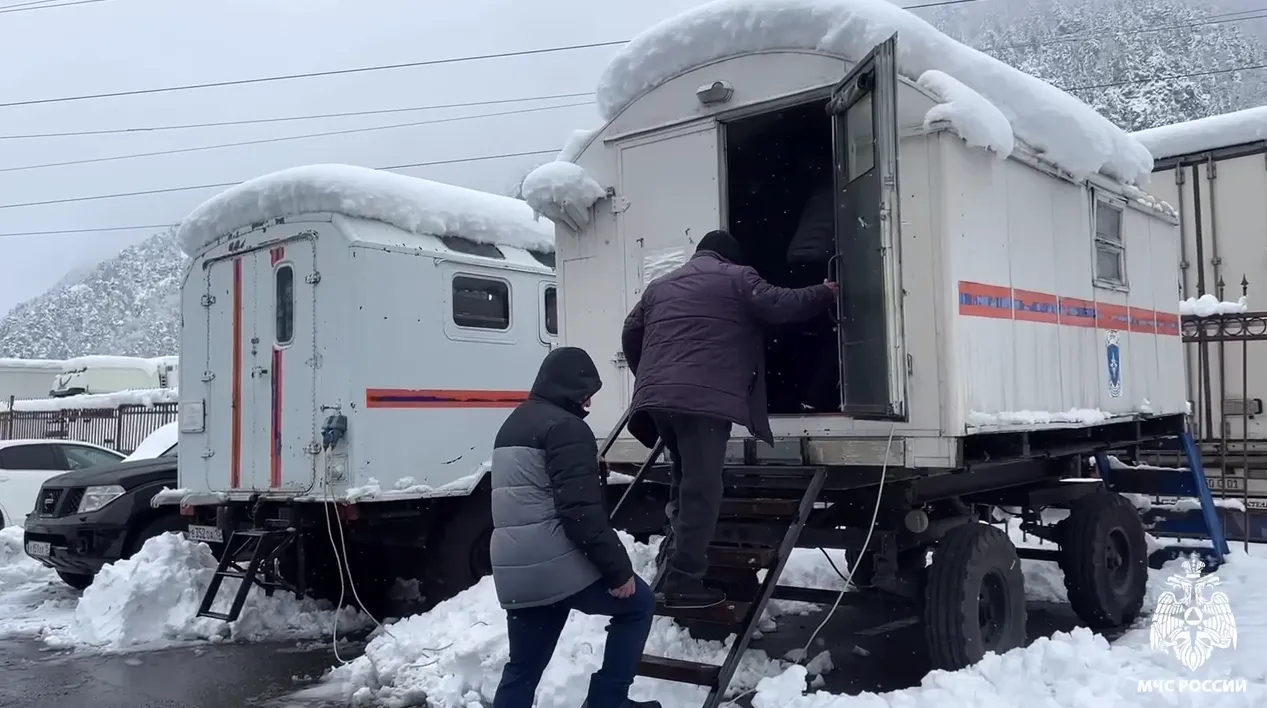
top-left (127, 513), bottom-right (189, 557)
top-left (924, 522), bottom-right (1027, 670)
top-left (1058, 491), bottom-right (1148, 629)
top-left (423, 490), bottom-right (494, 606)
top-left (57, 571), bottom-right (93, 590)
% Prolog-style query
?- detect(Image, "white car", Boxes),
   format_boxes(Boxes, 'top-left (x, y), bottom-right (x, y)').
top-left (0, 440), bottom-right (125, 527)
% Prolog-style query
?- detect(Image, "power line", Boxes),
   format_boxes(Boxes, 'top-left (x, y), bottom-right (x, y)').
top-left (0, 224), bottom-right (176, 238)
top-left (986, 8), bottom-right (1267, 51)
top-left (1061, 62), bottom-right (1267, 91)
top-left (0, 148), bottom-right (560, 210)
top-left (0, 40), bottom-right (627, 109)
top-left (0, 0), bottom-right (983, 110)
top-left (0, 91), bottom-right (596, 140)
top-left (0, 0), bottom-right (108, 13)
top-left (0, 101), bottom-right (593, 173)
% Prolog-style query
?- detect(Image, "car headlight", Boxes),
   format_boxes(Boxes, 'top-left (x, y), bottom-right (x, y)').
top-left (78, 485), bottom-right (126, 513)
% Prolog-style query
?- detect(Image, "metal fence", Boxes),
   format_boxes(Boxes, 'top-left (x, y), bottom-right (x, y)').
top-left (0, 401), bottom-right (178, 454)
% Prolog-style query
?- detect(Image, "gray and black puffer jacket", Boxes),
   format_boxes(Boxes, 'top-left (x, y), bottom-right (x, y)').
top-left (489, 346), bottom-right (635, 609)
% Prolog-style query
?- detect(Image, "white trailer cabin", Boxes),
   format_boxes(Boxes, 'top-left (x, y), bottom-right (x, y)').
top-left (1134, 106), bottom-right (1267, 506)
top-left (170, 164), bottom-right (558, 507)
top-left (0, 358), bottom-right (65, 403)
top-left (523, 0), bottom-right (1186, 471)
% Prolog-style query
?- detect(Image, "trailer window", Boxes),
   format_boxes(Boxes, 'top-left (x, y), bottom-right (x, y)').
top-left (544, 286), bottom-right (558, 335)
top-left (275, 264), bottom-right (294, 345)
top-left (453, 275), bottom-right (510, 330)
top-left (1093, 199), bottom-right (1125, 288)
top-left (441, 236), bottom-right (505, 260)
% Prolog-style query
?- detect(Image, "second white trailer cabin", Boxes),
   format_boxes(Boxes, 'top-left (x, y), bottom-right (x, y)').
top-left (159, 164), bottom-right (564, 613)
top-left (521, 0), bottom-right (1205, 681)
top-left (1134, 106), bottom-right (1267, 513)
top-left (0, 358), bottom-right (64, 403)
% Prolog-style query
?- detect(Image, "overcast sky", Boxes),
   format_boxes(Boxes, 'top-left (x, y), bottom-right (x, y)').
top-left (0, 0), bottom-right (726, 316)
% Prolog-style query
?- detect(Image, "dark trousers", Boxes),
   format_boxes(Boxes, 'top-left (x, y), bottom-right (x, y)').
top-left (650, 411), bottom-right (731, 580)
top-left (493, 577), bottom-right (655, 708)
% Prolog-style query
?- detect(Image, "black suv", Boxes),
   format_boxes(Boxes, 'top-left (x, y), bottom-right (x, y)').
top-left (23, 440), bottom-right (186, 589)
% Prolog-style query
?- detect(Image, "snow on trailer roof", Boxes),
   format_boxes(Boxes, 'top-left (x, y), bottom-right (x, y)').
top-left (594, 0), bottom-right (1153, 185)
top-left (176, 164), bottom-right (555, 258)
top-left (1133, 106), bottom-right (1267, 162)
top-left (61, 355), bottom-right (176, 373)
top-left (0, 358), bottom-right (66, 370)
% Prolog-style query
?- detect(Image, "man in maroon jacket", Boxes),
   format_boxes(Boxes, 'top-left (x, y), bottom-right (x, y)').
top-left (621, 230), bottom-right (837, 609)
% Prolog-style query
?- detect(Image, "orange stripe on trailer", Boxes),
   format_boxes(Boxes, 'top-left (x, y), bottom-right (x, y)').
top-left (956, 281), bottom-right (1180, 336)
top-left (231, 258), bottom-right (244, 490)
top-left (365, 388), bottom-right (530, 409)
top-left (270, 347), bottom-right (283, 489)
top-left (1012, 288), bottom-right (1059, 325)
top-left (957, 281), bottom-right (1015, 320)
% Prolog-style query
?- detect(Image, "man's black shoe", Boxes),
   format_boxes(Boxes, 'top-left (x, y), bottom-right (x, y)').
top-left (655, 575), bottom-right (726, 609)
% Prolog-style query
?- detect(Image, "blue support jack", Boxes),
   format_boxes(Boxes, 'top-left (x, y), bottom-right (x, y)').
top-left (1095, 431), bottom-right (1230, 570)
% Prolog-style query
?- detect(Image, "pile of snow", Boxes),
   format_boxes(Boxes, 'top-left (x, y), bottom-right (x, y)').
top-left (1180, 294), bottom-right (1249, 317)
top-left (967, 408), bottom-right (1114, 430)
top-left (0, 526), bottom-right (80, 639)
top-left (1135, 106), bottom-right (1267, 161)
top-left (307, 528), bottom-right (1091, 706)
top-left (40, 533), bottom-right (368, 651)
top-left (594, 0), bottom-right (1152, 184)
top-left (176, 164), bottom-right (554, 258)
top-left (0, 387), bottom-right (178, 412)
top-left (916, 70), bottom-right (1014, 157)
top-left (521, 161), bottom-right (608, 232)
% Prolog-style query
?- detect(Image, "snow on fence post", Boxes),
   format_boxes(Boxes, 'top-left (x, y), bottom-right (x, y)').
top-left (3, 395), bottom-right (12, 440)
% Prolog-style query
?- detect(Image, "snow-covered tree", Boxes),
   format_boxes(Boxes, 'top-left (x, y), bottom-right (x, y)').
top-left (926, 0), bottom-right (1267, 131)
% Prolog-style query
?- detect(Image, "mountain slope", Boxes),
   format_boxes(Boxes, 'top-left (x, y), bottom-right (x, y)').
top-left (0, 229), bottom-right (185, 359)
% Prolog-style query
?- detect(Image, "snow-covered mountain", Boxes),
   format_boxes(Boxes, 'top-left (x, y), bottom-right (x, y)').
top-left (0, 229), bottom-right (185, 359)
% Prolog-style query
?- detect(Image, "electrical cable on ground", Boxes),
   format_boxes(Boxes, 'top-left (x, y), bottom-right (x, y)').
top-left (722, 421), bottom-right (896, 707)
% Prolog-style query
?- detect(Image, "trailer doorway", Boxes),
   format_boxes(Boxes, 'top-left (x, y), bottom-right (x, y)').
top-left (721, 38), bottom-right (906, 419)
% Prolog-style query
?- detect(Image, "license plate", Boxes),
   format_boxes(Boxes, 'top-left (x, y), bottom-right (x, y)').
top-left (25, 541), bottom-right (50, 557)
top-left (187, 525), bottom-right (224, 544)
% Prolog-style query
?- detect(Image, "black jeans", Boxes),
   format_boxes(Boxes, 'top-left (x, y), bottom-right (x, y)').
top-left (650, 411), bottom-right (731, 580)
top-left (493, 577), bottom-right (655, 708)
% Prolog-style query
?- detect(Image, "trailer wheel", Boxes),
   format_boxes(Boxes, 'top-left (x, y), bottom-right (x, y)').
top-left (424, 490), bottom-right (494, 605)
top-left (924, 522), bottom-right (1026, 670)
top-left (1059, 491), bottom-right (1147, 629)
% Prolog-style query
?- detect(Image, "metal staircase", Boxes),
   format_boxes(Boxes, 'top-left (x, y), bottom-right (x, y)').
top-left (601, 417), bottom-right (830, 708)
top-left (196, 528), bottom-right (297, 622)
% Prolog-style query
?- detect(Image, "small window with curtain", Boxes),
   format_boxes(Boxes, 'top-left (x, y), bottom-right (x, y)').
top-left (453, 275), bottom-right (510, 330)
top-left (275, 264), bottom-right (295, 345)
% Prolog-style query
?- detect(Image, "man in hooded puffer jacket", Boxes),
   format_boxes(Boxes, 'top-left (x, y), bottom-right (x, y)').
top-left (489, 346), bottom-right (660, 708)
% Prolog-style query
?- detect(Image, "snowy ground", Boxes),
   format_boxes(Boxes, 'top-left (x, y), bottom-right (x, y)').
top-left (0, 525), bottom-right (369, 653)
top-left (290, 522), bottom-right (1263, 708)
top-left (4, 519), bottom-right (1265, 707)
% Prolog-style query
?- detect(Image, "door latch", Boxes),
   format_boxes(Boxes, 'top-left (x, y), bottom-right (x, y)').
top-left (251, 366), bottom-right (269, 378)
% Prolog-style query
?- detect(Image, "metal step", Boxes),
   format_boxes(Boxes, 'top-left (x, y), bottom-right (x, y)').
top-left (706, 545), bottom-right (777, 569)
top-left (654, 599), bottom-right (751, 625)
top-left (637, 656), bottom-right (720, 687)
top-left (718, 498), bottom-right (801, 518)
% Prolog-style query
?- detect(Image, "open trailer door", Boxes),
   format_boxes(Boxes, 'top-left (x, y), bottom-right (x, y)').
top-left (828, 33), bottom-right (907, 420)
